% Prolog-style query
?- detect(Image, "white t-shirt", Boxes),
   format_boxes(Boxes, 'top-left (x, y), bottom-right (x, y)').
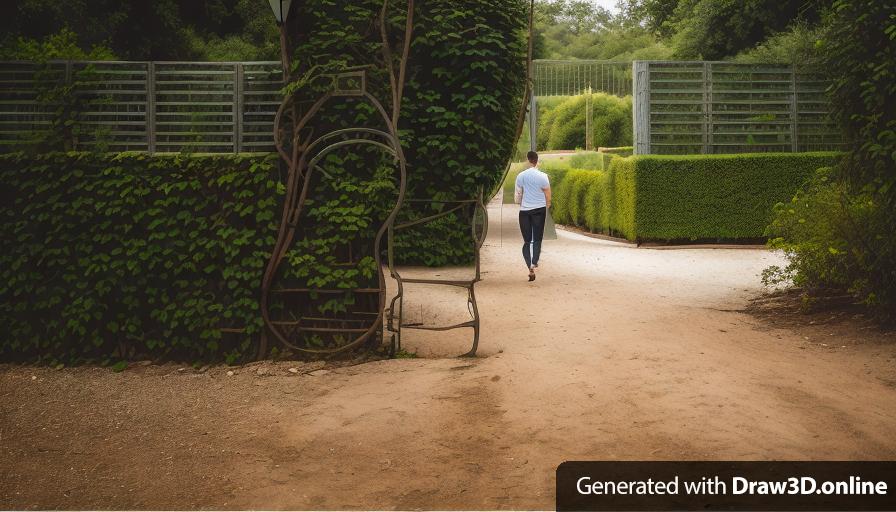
top-left (515, 167), bottom-right (550, 211)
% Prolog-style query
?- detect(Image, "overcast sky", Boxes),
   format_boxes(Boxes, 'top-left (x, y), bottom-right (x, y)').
top-left (590, 0), bottom-right (621, 14)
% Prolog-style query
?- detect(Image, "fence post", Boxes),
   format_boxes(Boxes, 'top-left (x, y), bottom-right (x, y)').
top-left (585, 85), bottom-right (593, 151)
top-left (790, 67), bottom-right (798, 152)
top-left (702, 62), bottom-right (711, 154)
top-left (528, 91), bottom-right (537, 152)
top-left (632, 61), bottom-right (650, 155)
top-left (147, 62), bottom-right (156, 154)
top-left (64, 61), bottom-right (74, 150)
top-left (234, 63), bottom-right (244, 154)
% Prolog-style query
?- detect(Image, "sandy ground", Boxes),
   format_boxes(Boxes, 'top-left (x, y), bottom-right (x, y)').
top-left (2, 200), bottom-right (896, 510)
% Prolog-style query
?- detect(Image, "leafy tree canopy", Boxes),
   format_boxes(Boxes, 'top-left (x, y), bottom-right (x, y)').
top-left (1, 0), bottom-right (278, 60)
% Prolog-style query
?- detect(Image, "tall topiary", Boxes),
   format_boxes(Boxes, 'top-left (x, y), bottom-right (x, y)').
top-left (259, 1), bottom-right (532, 354)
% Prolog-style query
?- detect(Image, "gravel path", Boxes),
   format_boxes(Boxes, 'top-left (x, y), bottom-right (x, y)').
top-left (2, 201), bottom-right (895, 510)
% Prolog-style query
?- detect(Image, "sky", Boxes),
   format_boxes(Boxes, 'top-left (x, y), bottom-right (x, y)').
top-left (589, 0), bottom-right (621, 14)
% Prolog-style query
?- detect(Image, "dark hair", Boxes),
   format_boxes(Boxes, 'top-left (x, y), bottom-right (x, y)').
top-left (527, 151), bottom-right (538, 163)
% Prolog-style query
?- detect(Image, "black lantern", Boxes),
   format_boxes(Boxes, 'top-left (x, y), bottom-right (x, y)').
top-left (268, 0), bottom-right (294, 24)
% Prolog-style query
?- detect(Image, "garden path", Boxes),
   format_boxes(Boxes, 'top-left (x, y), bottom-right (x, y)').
top-left (2, 200), bottom-right (896, 510)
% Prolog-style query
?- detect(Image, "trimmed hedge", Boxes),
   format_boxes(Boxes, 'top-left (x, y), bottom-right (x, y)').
top-left (547, 152), bottom-right (842, 242)
top-left (0, 152), bottom-right (280, 363)
top-left (0, 151), bottom-right (470, 363)
top-left (599, 146), bottom-right (634, 156)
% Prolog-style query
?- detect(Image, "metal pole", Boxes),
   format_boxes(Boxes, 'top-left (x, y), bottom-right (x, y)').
top-left (790, 67), bottom-right (798, 152)
top-left (234, 63), bottom-right (243, 153)
top-left (147, 62), bottom-right (156, 154)
top-left (585, 85), bottom-right (592, 151)
top-left (528, 91), bottom-right (537, 152)
top-left (702, 62), bottom-right (710, 154)
top-left (279, 25), bottom-right (291, 81)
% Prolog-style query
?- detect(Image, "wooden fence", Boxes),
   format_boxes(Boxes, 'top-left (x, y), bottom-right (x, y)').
top-left (632, 61), bottom-right (845, 154)
top-left (0, 61), bottom-right (282, 153)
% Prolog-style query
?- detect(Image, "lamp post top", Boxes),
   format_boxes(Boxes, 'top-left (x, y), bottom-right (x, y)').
top-left (267, 0), bottom-right (294, 24)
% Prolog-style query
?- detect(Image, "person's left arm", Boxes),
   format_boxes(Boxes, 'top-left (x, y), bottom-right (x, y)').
top-left (541, 174), bottom-right (552, 208)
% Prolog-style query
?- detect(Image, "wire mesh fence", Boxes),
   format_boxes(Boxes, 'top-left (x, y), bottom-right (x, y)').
top-left (532, 60), bottom-right (631, 97)
top-left (633, 61), bottom-right (845, 155)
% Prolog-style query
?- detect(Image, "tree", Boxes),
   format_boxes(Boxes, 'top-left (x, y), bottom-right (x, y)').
top-left (617, 0), bottom-right (679, 37)
top-left (669, 0), bottom-right (830, 59)
top-left (765, 0), bottom-right (896, 318)
top-left (1, 0), bottom-right (278, 61)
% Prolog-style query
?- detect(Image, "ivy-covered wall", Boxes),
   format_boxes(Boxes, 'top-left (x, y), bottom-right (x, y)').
top-left (1, 152), bottom-right (280, 363)
top-left (284, 0), bottom-right (529, 266)
top-left (1, 2), bottom-right (532, 361)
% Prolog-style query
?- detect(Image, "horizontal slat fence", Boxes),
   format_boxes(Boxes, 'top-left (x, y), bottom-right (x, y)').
top-left (633, 61), bottom-right (845, 155)
top-left (0, 61), bottom-right (282, 153)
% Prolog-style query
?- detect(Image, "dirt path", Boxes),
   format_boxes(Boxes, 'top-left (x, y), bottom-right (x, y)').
top-left (2, 202), bottom-right (896, 510)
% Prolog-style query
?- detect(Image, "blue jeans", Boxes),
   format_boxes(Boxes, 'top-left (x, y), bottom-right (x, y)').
top-left (519, 207), bottom-right (546, 269)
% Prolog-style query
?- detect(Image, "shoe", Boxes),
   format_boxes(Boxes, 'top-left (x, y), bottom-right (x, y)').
top-left (528, 268), bottom-right (536, 281)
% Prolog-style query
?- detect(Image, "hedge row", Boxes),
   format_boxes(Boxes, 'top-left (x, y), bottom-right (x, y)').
top-left (0, 152), bottom-right (470, 363)
top-left (548, 152), bottom-right (842, 242)
top-left (0, 153), bottom-right (279, 363)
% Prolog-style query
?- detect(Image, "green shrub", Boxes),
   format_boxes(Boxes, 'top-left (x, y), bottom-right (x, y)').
top-left (568, 150), bottom-right (628, 171)
top-left (591, 95), bottom-right (633, 149)
top-left (767, 0), bottom-right (896, 316)
top-left (568, 152), bottom-right (608, 171)
top-left (535, 93), bottom-right (633, 151)
top-left (765, 167), bottom-right (875, 294)
top-left (599, 146), bottom-right (633, 156)
top-left (535, 96), bottom-right (567, 150)
top-left (542, 152), bottom-right (841, 242)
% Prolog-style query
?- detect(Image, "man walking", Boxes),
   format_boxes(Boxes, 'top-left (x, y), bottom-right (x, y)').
top-left (514, 151), bottom-right (551, 281)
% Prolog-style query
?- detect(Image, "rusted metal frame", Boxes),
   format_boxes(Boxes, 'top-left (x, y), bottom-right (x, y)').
top-left (393, 202), bottom-right (467, 230)
top-left (403, 320), bottom-right (476, 331)
top-left (394, 0), bottom-right (414, 125)
top-left (263, 89), bottom-right (406, 355)
top-left (464, 284), bottom-right (480, 356)
top-left (260, 92), bottom-right (332, 356)
top-left (379, 0), bottom-right (399, 122)
top-left (402, 198), bottom-right (479, 203)
top-left (471, 190), bottom-right (488, 282)
top-left (264, 121), bottom-right (404, 355)
top-left (271, 288), bottom-right (381, 293)
top-left (378, 0), bottom-right (527, 355)
top-left (264, 108), bottom-right (391, 355)
top-left (399, 278), bottom-right (474, 287)
top-left (298, 127), bottom-right (396, 156)
top-left (386, 193), bottom-right (483, 356)
top-left (258, 0), bottom-right (439, 358)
